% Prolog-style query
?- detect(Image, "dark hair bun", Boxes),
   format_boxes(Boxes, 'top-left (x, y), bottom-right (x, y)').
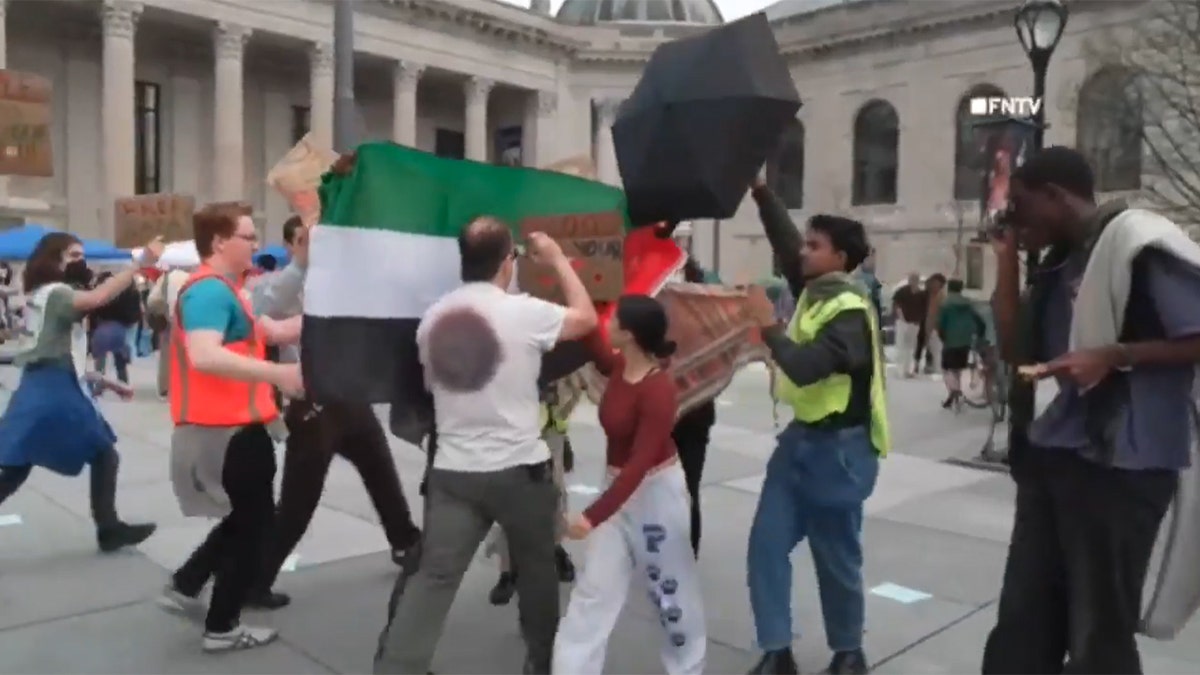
top-left (653, 339), bottom-right (677, 359)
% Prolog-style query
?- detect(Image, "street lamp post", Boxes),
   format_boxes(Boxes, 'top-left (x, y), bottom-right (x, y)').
top-left (332, 0), bottom-right (357, 153)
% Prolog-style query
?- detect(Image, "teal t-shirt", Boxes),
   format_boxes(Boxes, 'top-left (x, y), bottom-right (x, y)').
top-left (178, 277), bottom-right (252, 343)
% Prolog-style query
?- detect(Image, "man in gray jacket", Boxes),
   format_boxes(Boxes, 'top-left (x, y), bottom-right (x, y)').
top-left (248, 216), bottom-right (420, 609)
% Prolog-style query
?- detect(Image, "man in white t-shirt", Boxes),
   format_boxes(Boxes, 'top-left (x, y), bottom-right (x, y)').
top-left (375, 216), bottom-right (598, 675)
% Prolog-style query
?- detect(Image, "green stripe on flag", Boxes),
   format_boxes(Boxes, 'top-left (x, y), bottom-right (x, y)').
top-left (319, 143), bottom-right (635, 236)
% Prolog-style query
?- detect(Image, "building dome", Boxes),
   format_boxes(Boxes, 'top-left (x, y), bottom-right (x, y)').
top-left (556, 0), bottom-right (724, 25)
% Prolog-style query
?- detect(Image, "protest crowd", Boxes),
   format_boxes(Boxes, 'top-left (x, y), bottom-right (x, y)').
top-left (4, 12), bottom-right (1200, 675)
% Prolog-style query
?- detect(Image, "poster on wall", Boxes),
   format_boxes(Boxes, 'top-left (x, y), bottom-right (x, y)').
top-left (495, 126), bottom-right (522, 167)
top-left (973, 117), bottom-right (1037, 239)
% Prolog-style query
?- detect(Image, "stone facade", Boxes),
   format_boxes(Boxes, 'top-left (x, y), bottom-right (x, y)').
top-left (0, 0), bottom-right (1156, 292)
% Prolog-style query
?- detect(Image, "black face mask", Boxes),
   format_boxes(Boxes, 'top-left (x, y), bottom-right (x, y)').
top-left (63, 260), bottom-right (93, 289)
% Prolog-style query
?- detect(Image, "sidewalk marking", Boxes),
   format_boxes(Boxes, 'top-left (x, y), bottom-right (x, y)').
top-left (870, 582), bottom-right (932, 604)
top-left (0, 514), bottom-right (22, 527)
top-left (567, 484), bottom-right (600, 496)
top-left (280, 554), bottom-right (301, 573)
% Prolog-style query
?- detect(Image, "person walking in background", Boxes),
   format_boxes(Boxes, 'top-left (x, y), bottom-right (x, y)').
top-left (374, 219), bottom-right (597, 675)
top-left (891, 273), bottom-right (926, 378)
top-left (146, 265), bottom-right (191, 398)
top-left (671, 257), bottom-right (717, 556)
top-left (920, 274), bottom-right (947, 374)
top-left (0, 233), bottom-right (161, 552)
top-left (935, 279), bottom-right (984, 409)
top-left (552, 295), bottom-right (706, 675)
top-left (857, 251), bottom-right (883, 327)
top-left (249, 216), bottom-right (423, 610)
top-left (89, 271), bottom-right (143, 390)
top-left (157, 202), bottom-right (305, 653)
top-left (747, 176), bottom-right (889, 675)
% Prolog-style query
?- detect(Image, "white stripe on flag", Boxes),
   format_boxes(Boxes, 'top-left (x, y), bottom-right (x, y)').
top-left (305, 226), bottom-right (461, 319)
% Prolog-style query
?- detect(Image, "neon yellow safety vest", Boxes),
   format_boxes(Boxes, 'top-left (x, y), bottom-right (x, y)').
top-left (539, 403), bottom-right (569, 435)
top-left (774, 290), bottom-right (891, 456)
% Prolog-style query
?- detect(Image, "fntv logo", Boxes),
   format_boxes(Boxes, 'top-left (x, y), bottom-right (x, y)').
top-left (969, 97), bottom-right (1044, 117)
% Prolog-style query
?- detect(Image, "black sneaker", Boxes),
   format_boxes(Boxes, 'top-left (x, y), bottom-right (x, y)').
top-left (555, 546), bottom-right (576, 583)
top-left (562, 437), bottom-right (575, 473)
top-left (488, 571), bottom-right (517, 606)
top-left (823, 649), bottom-right (869, 675)
top-left (748, 648), bottom-right (799, 674)
top-left (391, 535), bottom-right (422, 573)
top-left (97, 522), bottom-right (156, 553)
top-left (245, 589), bottom-right (292, 610)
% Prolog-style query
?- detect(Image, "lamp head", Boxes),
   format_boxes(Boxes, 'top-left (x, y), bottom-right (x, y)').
top-left (1014, 0), bottom-right (1068, 57)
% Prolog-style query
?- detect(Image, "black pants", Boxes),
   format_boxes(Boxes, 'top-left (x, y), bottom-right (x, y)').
top-left (0, 446), bottom-right (121, 530)
top-left (914, 323), bottom-right (932, 368)
top-left (258, 401), bottom-right (419, 592)
top-left (982, 447), bottom-right (1176, 674)
top-left (671, 420), bottom-right (710, 556)
top-left (173, 424), bottom-right (277, 634)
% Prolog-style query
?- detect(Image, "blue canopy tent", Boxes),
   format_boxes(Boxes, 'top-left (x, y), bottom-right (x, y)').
top-left (0, 224), bottom-right (129, 261)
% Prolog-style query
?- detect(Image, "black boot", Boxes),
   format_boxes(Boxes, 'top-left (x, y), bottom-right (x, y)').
top-left (823, 649), bottom-right (869, 674)
top-left (748, 648), bottom-right (799, 675)
top-left (97, 522), bottom-right (156, 553)
top-left (555, 545), bottom-right (576, 583)
top-left (488, 571), bottom-right (517, 606)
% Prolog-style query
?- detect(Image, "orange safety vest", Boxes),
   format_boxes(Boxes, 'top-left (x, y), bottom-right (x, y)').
top-left (168, 264), bottom-right (279, 427)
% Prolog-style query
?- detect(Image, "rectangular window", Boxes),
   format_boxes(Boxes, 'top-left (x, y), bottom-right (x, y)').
top-left (134, 81), bottom-right (160, 195)
top-left (965, 244), bottom-right (985, 290)
top-left (291, 106), bottom-right (311, 145)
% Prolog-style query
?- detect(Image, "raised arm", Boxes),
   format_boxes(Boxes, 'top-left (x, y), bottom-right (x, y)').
top-left (250, 262), bottom-right (306, 319)
top-left (750, 180), bottom-right (805, 298)
top-left (581, 327), bottom-right (620, 377)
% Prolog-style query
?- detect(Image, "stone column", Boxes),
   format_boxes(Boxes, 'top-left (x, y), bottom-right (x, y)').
top-left (533, 90), bottom-right (557, 167)
top-left (308, 42), bottom-right (334, 149)
top-left (595, 98), bottom-right (621, 186)
top-left (101, 1), bottom-right (140, 238)
top-left (213, 22), bottom-right (250, 202)
top-left (392, 61), bottom-right (423, 148)
top-left (464, 76), bottom-right (493, 162)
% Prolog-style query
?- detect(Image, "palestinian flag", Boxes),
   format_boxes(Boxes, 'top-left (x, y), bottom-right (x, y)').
top-left (301, 142), bottom-right (684, 444)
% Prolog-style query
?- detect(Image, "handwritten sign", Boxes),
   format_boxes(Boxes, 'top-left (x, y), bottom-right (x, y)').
top-left (0, 70), bottom-right (51, 177)
top-left (114, 193), bottom-right (195, 249)
top-left (267, 132), bottom-right (338, 228)
top-left (517, 211), bottom-right (624, 303)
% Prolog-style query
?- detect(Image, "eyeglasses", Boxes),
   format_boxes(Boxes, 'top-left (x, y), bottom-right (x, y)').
top-left (510, 243), bottom-right (526, 260)
top-left (232, 232), bottom-right (259, 243)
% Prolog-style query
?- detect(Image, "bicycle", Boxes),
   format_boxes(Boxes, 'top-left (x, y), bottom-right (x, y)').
top-left (961, 343), bottom-right (1009, 424)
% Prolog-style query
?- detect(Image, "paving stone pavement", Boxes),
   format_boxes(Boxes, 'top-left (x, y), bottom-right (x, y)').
top-left (1, 357), bottom-right (1198, 674)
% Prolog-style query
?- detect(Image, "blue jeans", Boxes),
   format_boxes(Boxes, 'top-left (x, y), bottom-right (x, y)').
top-left (747, 422), bottom-right (879, 652)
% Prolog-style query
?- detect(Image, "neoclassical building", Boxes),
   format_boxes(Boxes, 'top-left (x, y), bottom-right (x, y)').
top-left (0, 0), bottom-right (1150, 288)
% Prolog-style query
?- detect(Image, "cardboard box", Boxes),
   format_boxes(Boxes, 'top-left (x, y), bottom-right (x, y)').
top-left (517, 211), bottom-right (625, 303)
top-left (267, 132), bottom-right (338, 228)
top-left (114, 193), bottom-right (195, 249)
top-left (0, 70), bottom-right (52, 177)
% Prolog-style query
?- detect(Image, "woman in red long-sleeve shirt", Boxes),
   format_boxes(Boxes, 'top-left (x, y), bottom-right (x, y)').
top-left (552, 294), bottom-right (706, 675)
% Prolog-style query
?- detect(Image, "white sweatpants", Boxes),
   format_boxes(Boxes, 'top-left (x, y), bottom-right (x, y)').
top-left (924, 330), bottom-right (943, 373)
top-left (552, 463), bottom-right (706, 675)
top-left (896, 321), bottom-right (921, 374)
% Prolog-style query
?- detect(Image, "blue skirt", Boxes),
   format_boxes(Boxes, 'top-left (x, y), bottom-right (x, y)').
top-left (0, 364), bottom-right (117, 476)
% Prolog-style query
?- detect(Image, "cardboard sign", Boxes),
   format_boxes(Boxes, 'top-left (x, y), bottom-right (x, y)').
top-left (517, 211), bottom-right (624, 303)
top-left (0, 70), bottom-right (51, 177)
top-left (114, 193), bottom-right (195, 249)
top-left (541, 155), bottom-right (597, 180)
top-left (267, 132), bottom-right (338, 228)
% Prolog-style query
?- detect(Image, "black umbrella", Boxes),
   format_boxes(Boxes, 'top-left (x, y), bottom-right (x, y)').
top-left (612, 12), bottom-right (801, 226)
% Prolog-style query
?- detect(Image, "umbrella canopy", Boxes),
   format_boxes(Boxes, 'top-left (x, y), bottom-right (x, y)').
top-left (255, 244), bottom-right (291, 267)
top-left (80, 238), bottom-right (130, 260)
top-left (612, 12), bottom-right (801, 225)
top-left (0, 224), bottom-right (56, 260)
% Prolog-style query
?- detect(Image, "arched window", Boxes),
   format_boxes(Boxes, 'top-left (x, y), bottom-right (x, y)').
top-left (766, 119), bottom-right (804, 209)
top-left (1077, 67), bottom-right (1143, 192)
top-left (953, 84), bottom-right (1006, 201)
top-left (852, 100), bottom-right (900, 206)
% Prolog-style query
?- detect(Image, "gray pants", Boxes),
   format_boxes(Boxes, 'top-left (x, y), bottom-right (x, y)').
top-left (374, 460), bottom-right (561, 674)
top-left (485, 430), bottom-right (568, 568)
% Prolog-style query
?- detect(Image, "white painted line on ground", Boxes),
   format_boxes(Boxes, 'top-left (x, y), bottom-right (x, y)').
top-left (567, 484), bottom-right (601, 496)
top-left (870, 582), bottom-right (932, 604)
top-left (280, 553), bottom-right (301, 573)
top-left (0, 513), bottom-right (21, 527)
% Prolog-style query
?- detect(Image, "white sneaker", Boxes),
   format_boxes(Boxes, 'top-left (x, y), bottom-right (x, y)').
top-left (156, 584), bottom-right (202, 615)
top-left (202, 624), bottom-right (278, 652)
